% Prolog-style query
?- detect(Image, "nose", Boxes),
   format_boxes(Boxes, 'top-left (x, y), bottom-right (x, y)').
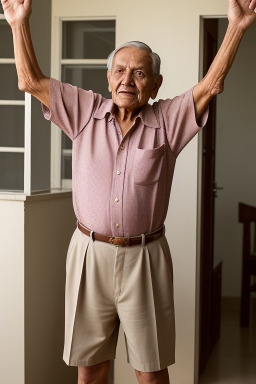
top-left (121, 70), bottom-right (134, 86)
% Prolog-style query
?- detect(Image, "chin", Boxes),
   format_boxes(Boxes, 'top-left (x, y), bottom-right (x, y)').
top-left (115, 101), bottom-right (138, 109)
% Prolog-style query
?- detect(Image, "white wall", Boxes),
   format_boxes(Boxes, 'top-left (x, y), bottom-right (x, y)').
top-left (0, 200), bottom-right (25, 384)
top-left (214, 19), bottom-right (256, 298)
top-left (0, 192), bottom-right (78, 384)
top-left (51, 1), bottom-right (230, 383)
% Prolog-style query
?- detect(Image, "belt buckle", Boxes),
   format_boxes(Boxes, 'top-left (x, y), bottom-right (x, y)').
top-left (109, 236), bottom-right (130, 247)
top-left (124, 237), bottom-right (131, 246)
top-left (109, 237), bottom-right (116, 245)
top-left (109, 237), bottom-right (121, 246)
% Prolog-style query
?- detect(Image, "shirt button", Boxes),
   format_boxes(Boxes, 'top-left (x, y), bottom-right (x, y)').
top-left (116, 170), bottom-right (121, 175)
top-left (116, 223), bottom-right (119, 228)
top-left (120, 144), bottom-right (124, 150)
top-left (115, 198), bottom-right (119, 202)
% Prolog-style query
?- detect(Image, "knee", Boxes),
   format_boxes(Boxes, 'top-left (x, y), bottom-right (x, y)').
top-left (78, 372), bottom-right (105, 384)
top-left (78, 371), bottom-right (97, 384)
top-left (78, 378), bottom-right (95, 384)
top-left (135, 367), bottom-right (169, 384)
top-left (78, 360), bottom-right (110, 384)
top-left (140, 372), bottom-right (159, 383)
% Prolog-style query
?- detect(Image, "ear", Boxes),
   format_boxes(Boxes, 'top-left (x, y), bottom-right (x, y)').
top-left (151, 75), bottom-right (163, 99)
top-left (107, 71), bottom-right (112, 92)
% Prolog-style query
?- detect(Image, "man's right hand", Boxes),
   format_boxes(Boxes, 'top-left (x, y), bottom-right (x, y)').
top-left (1, 0), bottom-right (32, 28)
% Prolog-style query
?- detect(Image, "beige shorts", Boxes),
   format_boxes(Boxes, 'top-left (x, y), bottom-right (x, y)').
top-left (63, 223), bottom-right (175, 372)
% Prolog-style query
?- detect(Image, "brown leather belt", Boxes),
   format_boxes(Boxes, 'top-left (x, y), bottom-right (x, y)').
top-left (77, 221), bottom-right (165, 247)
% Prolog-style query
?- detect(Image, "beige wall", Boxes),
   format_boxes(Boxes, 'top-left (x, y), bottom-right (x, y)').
top-left (24, 193), bottom-right (77, 384)
top-left (214, 19), bottom-right (256, 298)
top-left (51, 1), bottom-right (229, 383)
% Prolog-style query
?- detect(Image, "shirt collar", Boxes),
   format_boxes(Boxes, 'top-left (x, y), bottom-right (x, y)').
top-left (93, 98), bottom-right (160, 129)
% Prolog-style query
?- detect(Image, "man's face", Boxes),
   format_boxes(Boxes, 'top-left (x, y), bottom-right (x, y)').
top-left (107, 47), bottom-right (162, 112)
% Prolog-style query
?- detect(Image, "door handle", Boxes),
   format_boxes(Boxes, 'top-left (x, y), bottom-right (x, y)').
top-left (213, 182), bottom-right (224, 198)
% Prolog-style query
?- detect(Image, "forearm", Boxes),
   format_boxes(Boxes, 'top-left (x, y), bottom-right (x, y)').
top-left (11, 19), bottom-right (45, 92)
top-left (203, 22), bottom-right (245, 96)
top-left (194, 22), bottom-right (245, 120)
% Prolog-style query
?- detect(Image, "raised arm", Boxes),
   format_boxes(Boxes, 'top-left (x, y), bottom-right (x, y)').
top-left (1, 0), bottom-right (50, 108)
top-left (193, 0), bottom-right (256, 122)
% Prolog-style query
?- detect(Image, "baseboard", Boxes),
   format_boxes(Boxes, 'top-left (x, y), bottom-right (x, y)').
top-left (222, 296), bottom-right (256, 312)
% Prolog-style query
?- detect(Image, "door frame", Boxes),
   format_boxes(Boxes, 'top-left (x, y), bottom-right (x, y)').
top-left (195, 14), bottom-right (227, 384)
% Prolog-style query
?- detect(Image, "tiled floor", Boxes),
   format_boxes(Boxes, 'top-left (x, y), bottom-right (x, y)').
top-left (199, 310), bottom-right (256, 384)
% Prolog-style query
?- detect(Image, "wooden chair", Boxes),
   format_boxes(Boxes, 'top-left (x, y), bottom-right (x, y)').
top-left (239, 202), bottom-right (256, 326)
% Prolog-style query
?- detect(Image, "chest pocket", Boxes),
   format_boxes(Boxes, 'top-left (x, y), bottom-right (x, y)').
top-left (133, 143), bottom-right (165, 186)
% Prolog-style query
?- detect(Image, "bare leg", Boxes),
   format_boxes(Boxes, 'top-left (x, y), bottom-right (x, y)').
top-left (135, 367), bottom-right (170, 384)
top-left (78, 360), bottom-right (111, 384)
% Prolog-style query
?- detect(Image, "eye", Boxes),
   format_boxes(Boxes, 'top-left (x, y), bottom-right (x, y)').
top-left (136, 71), bottom-right (143, 77)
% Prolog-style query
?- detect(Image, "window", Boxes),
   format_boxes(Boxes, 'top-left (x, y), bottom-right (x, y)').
top-left (51, 18), bottom-right (116, 189)
top-left (0, 11), bottom-right (32, 193)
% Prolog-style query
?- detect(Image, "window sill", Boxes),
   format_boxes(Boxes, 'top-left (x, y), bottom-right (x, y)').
top-left (0, 188), bottom-right (72, 202)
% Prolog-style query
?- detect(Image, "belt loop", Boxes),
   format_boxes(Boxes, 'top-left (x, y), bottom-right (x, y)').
top-left (90, 230), bottom-right (95, 242)
top-left (76, 219), bottom-right (79, 227)
top-left (141, 233), bottom-right (146, 247)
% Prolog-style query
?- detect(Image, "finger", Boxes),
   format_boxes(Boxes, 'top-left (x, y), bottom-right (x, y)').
top-left (1, 0), bottom-right (10, 8)
top-left (249, 0), bottom-right (256, 10)
top-left (229, 0), bottom-right (238, 6)
top-left (0, 0), bottom-right (6, 11)
top-left (24, 0), bottom-right (32, 10)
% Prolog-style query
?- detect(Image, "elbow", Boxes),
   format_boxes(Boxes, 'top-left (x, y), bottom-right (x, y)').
top-left (209, 82), bottom-right (224, 97)
top-left (18, 76), bottom-right (44, 94)
top-left (18, 80), bottom-right (29, 93)
top-left (204, 75), bottom-right (225, 97)
top-left (18, 78), bottom-right (35, 94)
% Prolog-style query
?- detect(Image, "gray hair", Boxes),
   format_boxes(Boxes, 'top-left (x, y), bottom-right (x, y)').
top-left (107, 41), bottom-right (161, 78)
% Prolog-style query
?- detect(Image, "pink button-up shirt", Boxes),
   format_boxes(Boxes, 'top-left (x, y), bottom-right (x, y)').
top-left (42, 78), bottom-right (209, 237)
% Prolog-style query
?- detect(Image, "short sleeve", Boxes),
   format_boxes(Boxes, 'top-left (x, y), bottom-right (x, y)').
top-left (159, 85), bottom-right (209, 157)
top-left (41, 77), bottom-right (96, 141)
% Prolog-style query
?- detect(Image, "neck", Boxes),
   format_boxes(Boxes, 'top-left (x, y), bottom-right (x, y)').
top-left (113, 104), bottom-right (141, 123)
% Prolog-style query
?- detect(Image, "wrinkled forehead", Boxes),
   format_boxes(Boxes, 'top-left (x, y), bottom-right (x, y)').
top-left (112, 47), bottom-right (153, 71)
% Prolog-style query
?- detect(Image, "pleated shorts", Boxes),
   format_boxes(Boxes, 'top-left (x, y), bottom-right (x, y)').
top-left (63, 222), bottom-right (175, 373)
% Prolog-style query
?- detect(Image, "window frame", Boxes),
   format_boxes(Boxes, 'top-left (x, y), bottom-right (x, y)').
top-left (51, 16), bottom-right (115, 190)
top-left (0, 13), bottom-right (32, 194)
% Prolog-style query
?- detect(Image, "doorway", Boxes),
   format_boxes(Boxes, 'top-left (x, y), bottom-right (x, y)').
top-left (198, 17), bottom-right (256, 382)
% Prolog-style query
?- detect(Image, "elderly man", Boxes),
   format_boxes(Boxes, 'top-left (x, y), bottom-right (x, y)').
top-left (2, 0), bottom-right (256, 383)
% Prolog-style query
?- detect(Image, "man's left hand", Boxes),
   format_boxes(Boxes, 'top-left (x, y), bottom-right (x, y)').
top-left (228, 0), bottom-right (256, 31)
